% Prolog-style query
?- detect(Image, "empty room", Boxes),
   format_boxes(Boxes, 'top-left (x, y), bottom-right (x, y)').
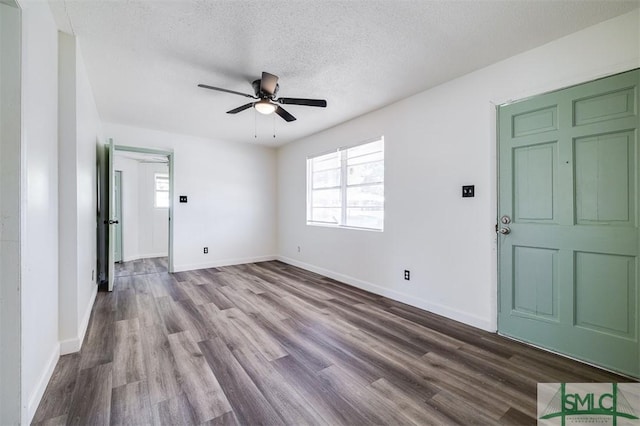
top-left (1, 0), bottom-right (639, 425)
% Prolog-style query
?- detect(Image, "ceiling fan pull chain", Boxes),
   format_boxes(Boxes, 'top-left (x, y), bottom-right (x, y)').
top-left (273, 114), bottom-right (276, 138)
top-left (254, 109), bottom-right (257, 139)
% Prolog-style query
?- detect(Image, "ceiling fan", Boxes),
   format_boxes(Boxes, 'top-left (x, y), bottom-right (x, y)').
top-left (198, 71), bottom-right (327, 122)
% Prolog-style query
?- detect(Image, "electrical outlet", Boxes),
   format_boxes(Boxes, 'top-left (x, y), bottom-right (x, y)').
top-left (404, 270), bottom-right (410, 280)
top-left (462, 185), bottom-right (475, 198)
top-left (203, 247), bottom-right (208, 254)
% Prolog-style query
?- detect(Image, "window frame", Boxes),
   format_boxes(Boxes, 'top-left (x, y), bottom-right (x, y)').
top-left (154, 172), bottom-right (170, 209)
top-left (306, 137), bottom-right (384, 231)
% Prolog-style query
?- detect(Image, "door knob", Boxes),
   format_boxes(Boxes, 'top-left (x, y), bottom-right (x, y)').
top-left (498, 227), bottom-right (510, 235)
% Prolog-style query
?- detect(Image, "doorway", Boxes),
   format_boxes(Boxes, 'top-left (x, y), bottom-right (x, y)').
top-left (113, 148), bottom-right (172, 278)
top-left (98, 142), bottom-right (174, 291)
top-left (497, 69), bottom-right (639, 378)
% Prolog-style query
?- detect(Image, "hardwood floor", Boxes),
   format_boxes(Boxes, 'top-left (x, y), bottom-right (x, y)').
top-left (33, 260), bottom-right (626, 425)
top-left (114, 257), bottom-right (168, 278)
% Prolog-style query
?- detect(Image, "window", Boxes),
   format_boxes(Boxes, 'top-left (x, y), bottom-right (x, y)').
top-left (307, 137), bottom-right (384, 230)
top-left (154, 173), bottom-right (169, 208)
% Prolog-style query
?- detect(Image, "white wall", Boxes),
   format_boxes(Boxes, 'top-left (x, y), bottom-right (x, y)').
top-left (113, 157), bottom-right (168, 261)
top-left (138, 162), bottom-right (169, 258)
top-left (0, 2), bottom-right (22, 424)
top-left (74, 38), bottom-right (101, 348)
top-left (58, 32), bottom-right (102, 355)
top-left (19, 0), bottom-right (60, 423)
top-left (277, 10), bottom-right (640, 332)
top-left (114, 156), bottom-right (140, 260)
top-left (105, 123), bottom-right (277, 271)
top-left (57, 32), bottom-right (79, 355)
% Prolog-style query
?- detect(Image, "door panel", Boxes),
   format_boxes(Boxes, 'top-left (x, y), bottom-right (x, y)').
top-left (573, 87), bottom-right (635, 125)
top-left (575, 131), bottom-right (634, 225)
top-left (513, 142), bottom-right (557, 222)
top-left (575, 251), bottom-right (636, 338)
top-left (114, 170), bottom-right (123, 263)
top-left (513, 246), bottom-right (558, 321)
top-left (498, 69), bottom-right (640, 378)
top-left (512, 105), bottom-right (558, 137)
top-left (107, 138), bottom-right (115, 292)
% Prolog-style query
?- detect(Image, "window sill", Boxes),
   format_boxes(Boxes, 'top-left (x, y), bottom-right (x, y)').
top-left (306, 222), bottom-right (383, 232)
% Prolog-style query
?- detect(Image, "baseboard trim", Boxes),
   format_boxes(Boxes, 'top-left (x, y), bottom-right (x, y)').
top-left (59, 337), bottom-right (78, 355)
top-left (277, 256), bottom-right (495, 332)
top-left (27, 343), bottom-right (60, 424)
top-left (122, 253), bottom-right (168, 262)
top-left (174, 255), bottom-right (277, 273)
top-left (60, 284), bottom-right (98, 355)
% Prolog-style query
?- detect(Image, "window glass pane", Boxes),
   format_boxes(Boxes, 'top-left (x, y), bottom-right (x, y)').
top-left (313, 168), bottom-right (340, 189)
top-left (156, 191), bottom-right (169, 208)
top-left (347, 160), bottom-right (384, 185)
top-left (311, 188), bottom-right (341, 207)
top-left (155, 174), bottom-right (169, 191)
top-left (346, 184), bottom-right (384, 207)
top-left (347, 139), bottom-right (383, 160)
top-left (156, 179), bottom-right (169, 191)
top-left (347, 150), bottom-right (384, 166)
top-left (307, 137), bottom-right (384, 230)
top-left (311, 207), bottom-right (341, 224)
top-left (311, 152), bottom-right (340, 171)
top-left (345, 208), bottom-right (383, 229)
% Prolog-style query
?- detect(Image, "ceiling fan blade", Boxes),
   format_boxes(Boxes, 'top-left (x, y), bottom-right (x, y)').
top-left (277, 97), bottom-right (327, 107)
top-left (198, 84), bottom-right (256, 99)
top-left (275, 106), bottom-right (296, 122)
top-left (226, 102), bottom-right (254, 114)
top-left (260, 72), bottom-right (279, 96)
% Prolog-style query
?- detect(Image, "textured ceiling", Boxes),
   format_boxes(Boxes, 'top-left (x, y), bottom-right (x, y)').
top-left (49, 0), bottom-right (639, 147)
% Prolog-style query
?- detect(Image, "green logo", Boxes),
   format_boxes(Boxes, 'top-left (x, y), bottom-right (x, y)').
top-left (538, 383), bottom-right (639, 426)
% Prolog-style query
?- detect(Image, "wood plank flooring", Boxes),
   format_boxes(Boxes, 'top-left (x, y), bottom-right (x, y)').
top-left (114, 257), bottom-right (168, 278)
top-left (33, 259), bottom-right (627, 425)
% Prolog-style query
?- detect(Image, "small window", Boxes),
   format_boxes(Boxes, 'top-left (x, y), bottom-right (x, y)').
top-left (154, 173), bottom-right (169, 208)
top-left (307, 137), bottom-right (384, 230)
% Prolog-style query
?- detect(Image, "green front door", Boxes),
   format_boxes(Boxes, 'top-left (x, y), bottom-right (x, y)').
top-left (498, 69), bottom-right (640, 378)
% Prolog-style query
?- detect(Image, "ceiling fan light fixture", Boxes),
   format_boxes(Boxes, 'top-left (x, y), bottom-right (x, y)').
top-left (254, 99), bottom-right (277, 115)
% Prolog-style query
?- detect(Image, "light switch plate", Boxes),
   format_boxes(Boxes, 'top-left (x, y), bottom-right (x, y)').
top-left (462, 185), bottom-right (475, 198)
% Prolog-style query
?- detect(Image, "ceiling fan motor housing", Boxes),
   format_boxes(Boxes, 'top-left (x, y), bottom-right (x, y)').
top-left (252, 79), bottom-right (279, 98)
